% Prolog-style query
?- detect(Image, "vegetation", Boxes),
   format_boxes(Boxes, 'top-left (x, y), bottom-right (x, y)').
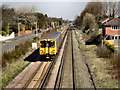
top-left (75, 30), bottom-right (118, 88)
top-left (2, 41), bottom-right (32, 67)
top-left (0, 31), bottom-right (7, 36)
top-left (74, 2), bottom-right (118, 31)
top-left (1, 5), bottom-right (66, 36)
top-left (103, 41), bottom-right (116, 52)
top-left (85, 33), bottom-right (102, 45)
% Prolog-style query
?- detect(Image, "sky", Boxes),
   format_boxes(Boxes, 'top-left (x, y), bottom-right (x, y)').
top-left (2, 2), bottom-right (88, 21)
top-left (1, 0), bottom-right (119, 21)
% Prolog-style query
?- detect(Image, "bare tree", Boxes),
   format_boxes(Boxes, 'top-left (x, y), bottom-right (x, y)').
top-left (15, 5), bottom-right (37, 24)
top-left (82, 13), bottom-right (98, 32)
top-left (103, 1), bottom-right (118, 18)
top-left (102, 2), bottom-right (109, 17)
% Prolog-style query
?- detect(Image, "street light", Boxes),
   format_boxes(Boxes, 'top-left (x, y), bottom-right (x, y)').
top-left (34, 22), bottom-right (37, 36)
top-left (18, 23), bottom-right (21, 36)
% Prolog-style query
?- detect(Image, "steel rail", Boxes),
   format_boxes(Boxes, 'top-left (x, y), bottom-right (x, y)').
top-left (37, 28), bottom-right (68, 89)
top-left (22, 62), bottom-right (43, 89)
top-left (71, 30), bottom-right (76, 90)
top-left (54, 30), bottom-right (69, 89)
top-left (33, 62), bottom-right (50, 88)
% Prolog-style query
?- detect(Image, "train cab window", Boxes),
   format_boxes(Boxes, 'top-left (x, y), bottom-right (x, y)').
top-left (50, 42), bottom-right (55, 47)
top-left (40, 41), bottom-right (55, 47)
top-left (40, 41), bottom-right (46, 47)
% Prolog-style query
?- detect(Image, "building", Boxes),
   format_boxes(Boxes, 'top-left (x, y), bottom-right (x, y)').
top-left (102, 17), bottom-right (120, 53)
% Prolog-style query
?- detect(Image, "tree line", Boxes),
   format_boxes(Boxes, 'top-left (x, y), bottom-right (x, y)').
top-left (1, 5), bottom-right (65, 36)
top-left (74, 1), bottom-right (118, 33)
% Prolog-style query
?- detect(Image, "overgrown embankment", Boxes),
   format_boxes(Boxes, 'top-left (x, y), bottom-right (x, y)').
top-left (75, 30), bottom-right (118, 88)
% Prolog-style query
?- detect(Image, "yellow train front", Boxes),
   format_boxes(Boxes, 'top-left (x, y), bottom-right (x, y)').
top-left (39, 39), bottom-right (57, 59)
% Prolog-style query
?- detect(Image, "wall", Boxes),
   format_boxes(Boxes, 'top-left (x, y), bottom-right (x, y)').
top-left (0, 32), bottom-right (15, 41)
top-left (106, 27), bottom-right (120, 35)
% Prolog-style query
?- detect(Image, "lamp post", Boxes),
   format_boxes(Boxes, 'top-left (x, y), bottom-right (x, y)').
top-left (34, 22), bottom-right (37, 36)
top-left (18, 23), bottom-right (21, 36)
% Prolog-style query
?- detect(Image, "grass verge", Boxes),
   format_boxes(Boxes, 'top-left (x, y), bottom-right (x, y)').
top-left (75, 30), bottom-right (118, 88)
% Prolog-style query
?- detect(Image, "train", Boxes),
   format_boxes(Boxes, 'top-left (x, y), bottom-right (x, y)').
top-left (39, 30), bottom-right (67, 59)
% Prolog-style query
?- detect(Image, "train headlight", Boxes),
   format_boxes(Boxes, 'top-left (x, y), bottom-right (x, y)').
top-left (51, 50), bottom-right (55, 53)
top-left (41, 50), bottom-right (43, 53)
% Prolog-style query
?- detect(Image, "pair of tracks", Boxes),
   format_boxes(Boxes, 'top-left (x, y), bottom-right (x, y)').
top-left (22, 29), bottom-right (68, 89)
top-left (22, 29), bottom-right (97, 89)
top-left (54, 30), bottom-right (97, 90)
top-left (23, 61), bottom-right (51, 88)
top-left (54, 30), bottom-right (76, 89)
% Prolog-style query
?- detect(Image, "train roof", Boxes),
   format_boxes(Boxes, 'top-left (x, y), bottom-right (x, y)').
top-left (43, 32), bottom-right (61, 41)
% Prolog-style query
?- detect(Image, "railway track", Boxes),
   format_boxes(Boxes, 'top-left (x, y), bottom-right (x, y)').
top-left (54, 28), bottom-right (97, 89)
top-left (54, 30), bottom-right (76, 89)
top-left (21, 29), bottom-right (68, 89)
top-left (23, 61), bottom-right (51, 88)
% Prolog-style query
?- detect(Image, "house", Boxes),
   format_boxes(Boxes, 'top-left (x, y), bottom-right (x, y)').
top-left (101, 17), bottom-right (120, 53)
top-left (102, 17), bottom-right (120, 40)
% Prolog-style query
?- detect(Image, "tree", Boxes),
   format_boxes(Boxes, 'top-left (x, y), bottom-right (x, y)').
top-left (1, 5), bottom-right (16, 34)
top-left (82, 13), bottom-right (98, 33)
top-left (15, 5), bottom-right (37, 26)
top-left (36, 13), bottom-right (46, 28)
top-left (74, 2), bottom-right (103, 28)
top-left (102, 2), bottom-right (118, 18)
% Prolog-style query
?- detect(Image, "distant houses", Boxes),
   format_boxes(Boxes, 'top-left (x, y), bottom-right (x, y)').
top-left (101, 17), bottom-right (120, 53)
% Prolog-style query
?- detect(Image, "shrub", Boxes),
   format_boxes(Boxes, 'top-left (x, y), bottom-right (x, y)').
top-left (85, 33), bottom-right (102, 45)
top-left (96, 45), bottom-right (112, 58)
top-left (0, 31), bottom-right (7, 36)
top-left (28, 26), bottom-right (31, 30)
top-left (21, 27), bottom-right (25, 31)
top-left (25, 26), bottom-right (28, 30)
top-left (2, 40), bottom-right (32, 68)
top-left (104, 41), bottom-right (116, 52)
top-left (33, 37), bottom-right (39, 41)
top-left (110, 54), bottom-right (120, 69)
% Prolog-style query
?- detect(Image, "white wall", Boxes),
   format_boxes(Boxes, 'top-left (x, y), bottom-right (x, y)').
top-left (0, 32), bottom-right (15, 41)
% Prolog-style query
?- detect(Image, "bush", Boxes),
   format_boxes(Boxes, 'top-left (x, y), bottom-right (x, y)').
top-left (25, 26), bottom-right (28, 30)
top-left (104, 41), bottom-right (116, 52)
top-left (110, 54), bottom-right (120, 69)
top-left (96, 45), bottom-right (112, 58)
top-left (85, 33), bottom-right (102, 45)
top-left (0, 31), bottom-right (7, 36)
top-left (28, 27), bottom-right (31, 30)
top-left (2, 40), bottom-right (32, 68)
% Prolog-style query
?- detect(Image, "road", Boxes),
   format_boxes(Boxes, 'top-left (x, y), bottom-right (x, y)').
top-left (1, 33), bottom-right (41, 53)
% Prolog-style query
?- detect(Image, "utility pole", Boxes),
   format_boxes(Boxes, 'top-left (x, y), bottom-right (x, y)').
top-left (18, 23), bottom-right (21, 36)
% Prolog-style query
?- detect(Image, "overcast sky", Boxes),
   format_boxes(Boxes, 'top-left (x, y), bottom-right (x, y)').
top-left (2, 2), bottom-right (88, 21)
top-left (2, 0), bottom-right (119, 20)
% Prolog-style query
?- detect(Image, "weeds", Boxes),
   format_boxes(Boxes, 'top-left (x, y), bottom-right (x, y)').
top-left (96, 45), bottom-right (112, 58)
top-left (2, 41), bottom-right (32, 68)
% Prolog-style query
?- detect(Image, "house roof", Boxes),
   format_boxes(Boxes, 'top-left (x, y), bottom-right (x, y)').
top-left (99, 18), bottom-right (108, 22)
top-left (100, 18), bottom-right (113, 25)
top-left (104, 17), bottom-right (120, 26)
